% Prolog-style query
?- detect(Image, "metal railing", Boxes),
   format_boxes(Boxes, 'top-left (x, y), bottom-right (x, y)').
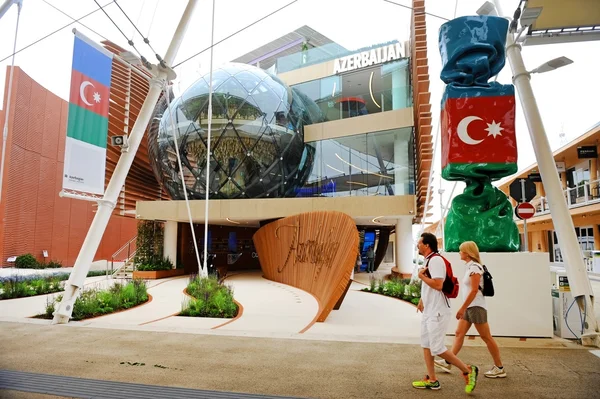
top-left (110, 235), bottom-right (137, 275)
top-left (523, 178), bottom-right (600, 217)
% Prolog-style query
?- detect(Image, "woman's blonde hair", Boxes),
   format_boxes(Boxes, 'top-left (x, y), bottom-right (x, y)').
top-left (459, 241), bottom-right (482, 264)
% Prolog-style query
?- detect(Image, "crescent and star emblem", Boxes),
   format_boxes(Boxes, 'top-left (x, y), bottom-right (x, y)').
top-left (79, 81), bottom-right (102, 106)
top-left (457, 116), bottom-right (505, 145)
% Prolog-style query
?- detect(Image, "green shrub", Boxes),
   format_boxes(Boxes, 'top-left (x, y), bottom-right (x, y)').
top-left (362, 276), bottom-right (421, 306)
top-left (369, 276), bottom-right (377, 292)
top-left (46, 260), bottom-right (62, 268)
top-left (41, 279), bottom-right (148, 320)
top-left (181, 275), bottom-right (237, 318)
top-left (15, 254), bottom-right (39, 269)
top-left (136, 257), bottom-right (173, 271)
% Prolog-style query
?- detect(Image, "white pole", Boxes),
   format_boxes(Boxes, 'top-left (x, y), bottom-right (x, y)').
top-left (489, 0), bottom-right (599, 347)
top-left (202, 0), bottom-right (216, 278)
top-left (0, 0), bottom-right (21, 204)
top-left (52, 0), bottom-right (200, 324)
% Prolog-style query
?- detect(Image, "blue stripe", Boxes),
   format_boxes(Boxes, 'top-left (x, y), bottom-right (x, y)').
top-left (72, 36), bottom-right (112, 87)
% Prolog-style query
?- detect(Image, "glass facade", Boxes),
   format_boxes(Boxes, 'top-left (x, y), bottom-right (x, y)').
top-left (292, 59), bottom-right (411, 124)
top-left (300, 127), bottom-right (415, 197)
top-left (147, 63), bottom-right (322, 200)
top-left (147, 63), bottom-right (415, 201)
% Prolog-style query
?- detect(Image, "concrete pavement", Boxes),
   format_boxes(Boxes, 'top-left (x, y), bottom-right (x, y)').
top-left (0, 321), bottom-right (599, 399)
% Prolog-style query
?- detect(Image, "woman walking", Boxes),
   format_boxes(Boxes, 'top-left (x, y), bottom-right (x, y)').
top-left (435, 241), bottom-right (506, 378)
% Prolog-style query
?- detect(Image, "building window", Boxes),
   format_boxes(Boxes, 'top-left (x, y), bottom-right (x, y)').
top-left (552, 226), bottom-right (595, 262)
top-left (298, 127), bottom-right (415, 197)
top-left (291, 59), bottom-right (412, 125)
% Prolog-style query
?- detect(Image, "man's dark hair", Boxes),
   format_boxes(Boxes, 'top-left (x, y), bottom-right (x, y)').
top-left (420, 232), bottom-right (438, 253)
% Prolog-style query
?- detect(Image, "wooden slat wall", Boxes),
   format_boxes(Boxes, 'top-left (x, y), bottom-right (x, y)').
top-left (411, 0), bottom-right (434, 223)
top-left (101, 41), bottom-right (169, 216)
top-left (253, 211), bottom-right (359, 322)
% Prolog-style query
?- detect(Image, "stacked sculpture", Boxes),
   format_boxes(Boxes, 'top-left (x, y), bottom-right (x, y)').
top-left (439, 16), bottom-right (519, 252)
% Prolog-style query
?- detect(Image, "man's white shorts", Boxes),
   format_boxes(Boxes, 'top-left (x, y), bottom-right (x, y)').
top-left (420, 313), bottom-right (451, 356)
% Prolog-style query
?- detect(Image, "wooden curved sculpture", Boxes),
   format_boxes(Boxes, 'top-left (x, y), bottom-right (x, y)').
top-left (253, 211), bottom-right (359, 322)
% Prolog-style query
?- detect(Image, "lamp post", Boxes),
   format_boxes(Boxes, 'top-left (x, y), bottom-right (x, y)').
top-left (478, 1), bottom-right (599, 347)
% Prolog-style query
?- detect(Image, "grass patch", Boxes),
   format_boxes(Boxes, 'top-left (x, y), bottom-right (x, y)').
top-left (0, 270), bottom-right (112, 300)
top-left (180, 275), bottom-right (238, 318)
top-left (41, 279), bottom-right (148, 320)
top-left (361, 277), bottom-right (421, 306)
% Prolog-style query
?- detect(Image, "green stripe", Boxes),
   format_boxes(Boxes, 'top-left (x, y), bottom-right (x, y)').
top-left (66, 103), bottom-right (108, 148)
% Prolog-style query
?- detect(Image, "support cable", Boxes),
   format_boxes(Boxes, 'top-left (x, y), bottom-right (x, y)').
top-left (202, 0), bottom-right (216, 278)
top-left (383, 0), bottom-right (451, 22)
top-left (0, 1), bottom-right (21, 204)
top-left (163, 83), bottom-right (203, 277)
top-left (147, 0), bottom-right (160, 38)
top-left (92, 0), bottom-right (152, 70)
top-left (174, 0), bottom-right (298, 68)
top-left (41, 0), bottom-right (109, 42)
top-left (130, 0), bottom-right (145, 40)
top-left (113, 0), bottom-right (165, 67)
top-left (0, 1), bottom-right (115, 63)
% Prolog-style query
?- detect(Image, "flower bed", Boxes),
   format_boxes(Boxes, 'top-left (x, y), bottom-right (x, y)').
top-left (180, 275), bottom-right (238, 318)
top-left (0, 270), bottom-right (108, 300)
top-left (41, 280), bottom-right (149, 321)
top-left (361, 277), bottom-right (421, 306)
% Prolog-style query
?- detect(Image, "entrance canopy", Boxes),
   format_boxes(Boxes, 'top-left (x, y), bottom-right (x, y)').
top-left (523, 0), bottom-right (600, 45)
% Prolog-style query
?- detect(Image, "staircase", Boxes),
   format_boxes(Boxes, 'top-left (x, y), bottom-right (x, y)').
top-left (113, 259), bottom-right (135, 279)
top-left (110, 236), bottom-right (137, 279)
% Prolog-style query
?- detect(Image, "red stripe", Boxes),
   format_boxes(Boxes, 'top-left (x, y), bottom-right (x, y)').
top-left (69, 69), bottom-right (110, 118)
top-left (441, 95), bottom-right (517, 169)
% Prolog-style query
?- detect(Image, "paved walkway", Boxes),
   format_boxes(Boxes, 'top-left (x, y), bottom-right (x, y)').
top-left (0, 267), bottom-right (590, 349)
top-left (147, 271), bottom-right (319, 334)
top-left (1, 322), bottom-right (598, 399)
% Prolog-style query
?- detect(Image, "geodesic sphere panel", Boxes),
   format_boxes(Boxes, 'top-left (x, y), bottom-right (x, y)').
top-left (147, 63), bottom-right (321, 200)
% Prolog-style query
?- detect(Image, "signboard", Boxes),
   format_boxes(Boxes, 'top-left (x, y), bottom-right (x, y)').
top-left (509, 179), bottom-right (536, 202)
top-left (555, 161), bottom-right (566, 173)
top-left (558, 275), bottom-right (570, 292)
top-left (528, 172), bottom-right (542, 182)
top-left (577, 146), bottom-right (598, 159)
top-left (515, 202), bottom-right (536, 220)
top-left (333, 42), bottom-right (404, 74)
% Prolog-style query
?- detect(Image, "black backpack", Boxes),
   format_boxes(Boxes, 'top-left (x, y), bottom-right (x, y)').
top-left (476, 264), bottom-right (495, 297)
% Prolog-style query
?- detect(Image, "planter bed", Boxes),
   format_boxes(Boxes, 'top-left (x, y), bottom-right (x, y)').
top-left (132, 269), bottom-right (186, 280)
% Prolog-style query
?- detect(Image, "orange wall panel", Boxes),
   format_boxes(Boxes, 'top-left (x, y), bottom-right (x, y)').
top-left (1, 66), bottom-right (148, 267)
top-left (33, 157), bottom-right (57, 261)
top-left (51, 166), bottom-right (71, 263)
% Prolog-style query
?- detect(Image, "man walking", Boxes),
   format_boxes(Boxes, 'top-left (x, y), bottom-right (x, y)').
top-left (413, 232), bottom-right (478, 393)
top-left (366, 245), bottom-right (375, 273)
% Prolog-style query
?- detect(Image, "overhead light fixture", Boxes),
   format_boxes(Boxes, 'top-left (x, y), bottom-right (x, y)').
top-left (520, 7), bottom-right (543, 28)
top-left (372, 216), bottom-right (384, 224)
top-left (226, 218), bottom-right (241, 225)
top-left (530, 56), bottom-right (573, 74)
top-left (476, 1), bottom-right (497, 16)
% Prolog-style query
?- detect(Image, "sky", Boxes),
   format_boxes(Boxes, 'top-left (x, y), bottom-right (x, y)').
top-left (1, 0), bottom-right (599, 236)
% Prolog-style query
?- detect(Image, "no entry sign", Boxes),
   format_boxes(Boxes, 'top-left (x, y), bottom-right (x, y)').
top-left (515, 202), bottom-right (536, 220)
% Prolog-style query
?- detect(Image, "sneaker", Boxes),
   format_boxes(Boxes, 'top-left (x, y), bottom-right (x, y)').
top-left (484, 365), bottom-right (507, 378)
top-left (464, 365), bottom-right (478, 394)
top-left (412, 375), bottom-right (441, 390)
top-left (434, 359), bottom-right (452, 373)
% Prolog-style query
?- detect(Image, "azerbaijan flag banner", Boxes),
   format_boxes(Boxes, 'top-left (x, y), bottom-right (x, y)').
top-left (62, 31), bottom-right (113, 195)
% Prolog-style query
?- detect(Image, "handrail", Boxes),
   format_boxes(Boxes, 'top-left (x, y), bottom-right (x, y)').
top-left (112, 235), bottom-right (137, 259)
top-left (516, 177), bottom-right (600, 219)
top-left (110, 235), bottom-right (137, 274)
